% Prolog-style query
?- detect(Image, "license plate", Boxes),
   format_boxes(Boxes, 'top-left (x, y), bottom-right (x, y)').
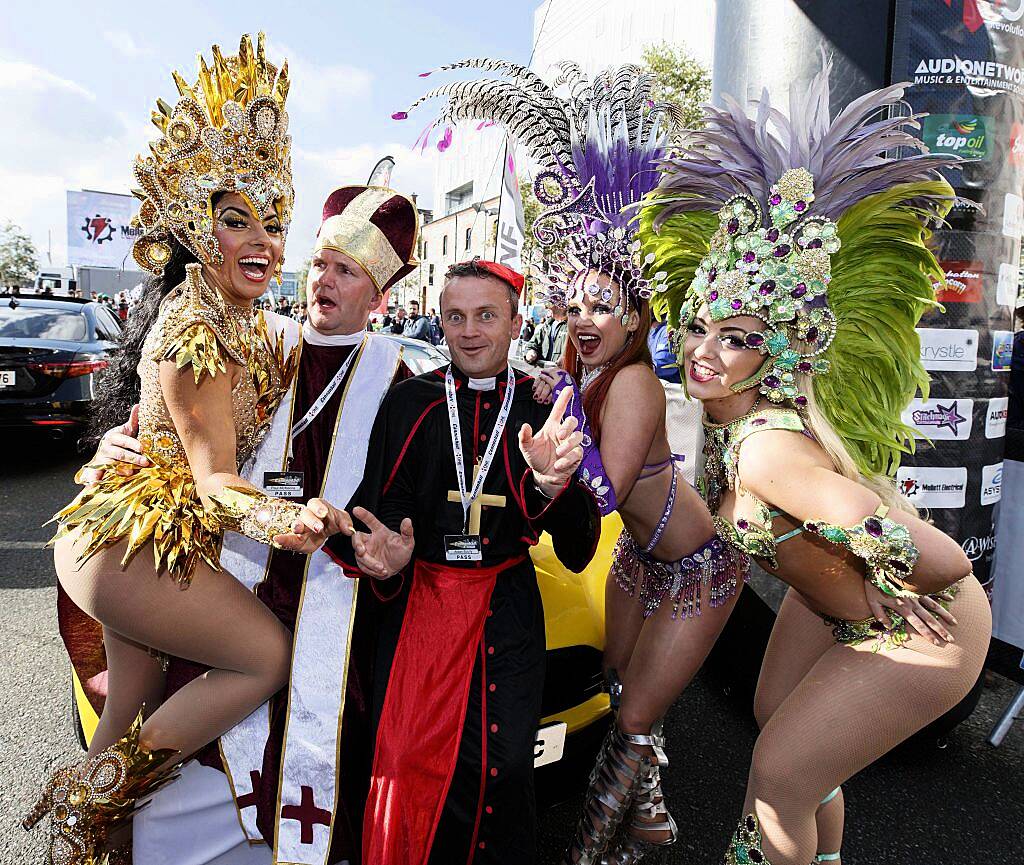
top-left (0, 371), bottom-right (14, 388)
top-left (533, 721), bottom-right (567, 768)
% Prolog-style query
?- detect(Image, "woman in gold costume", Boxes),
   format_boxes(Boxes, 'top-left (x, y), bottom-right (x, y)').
top-left (24, 35), bottom-right (347, 865)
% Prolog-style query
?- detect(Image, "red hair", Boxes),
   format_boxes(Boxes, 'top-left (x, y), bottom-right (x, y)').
top-left (562, 298), bottom-right (653, 446)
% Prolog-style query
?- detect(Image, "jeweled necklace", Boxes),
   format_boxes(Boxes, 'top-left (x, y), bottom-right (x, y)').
top-left (701, 398), bottom-right (763, 513)
top-left (580, 363), bottom-right (607, 392)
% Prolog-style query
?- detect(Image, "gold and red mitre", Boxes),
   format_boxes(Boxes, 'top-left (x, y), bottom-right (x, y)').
top-left (131, 33), bottom-right (294, 275)
top-left (315, 186), bottom-right (420, 291)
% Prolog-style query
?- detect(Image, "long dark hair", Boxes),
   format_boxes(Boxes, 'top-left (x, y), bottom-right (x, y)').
top-left (561, 289), bottom-right (653, 447)
top-left (86, 238), bottom-right (197, 445)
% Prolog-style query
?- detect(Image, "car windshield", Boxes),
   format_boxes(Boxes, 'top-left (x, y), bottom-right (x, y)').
top-left (0, 307), bottom-right (88, 341)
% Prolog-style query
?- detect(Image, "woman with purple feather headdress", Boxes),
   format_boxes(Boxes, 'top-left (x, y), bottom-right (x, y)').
top-left (399, 58), bottom-right (749, 865)
top-left (639, 58), bottom-right (992, 865)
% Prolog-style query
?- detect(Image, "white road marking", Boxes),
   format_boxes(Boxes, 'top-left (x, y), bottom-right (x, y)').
top-left (0, 541), bottom-right (48, 549)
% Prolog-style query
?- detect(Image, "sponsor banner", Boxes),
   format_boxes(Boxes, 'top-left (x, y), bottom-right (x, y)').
top-left (1011, 121), bottom-right (1024, 167)
top-left (495, 139), bottom-right (525, 273)
top-left (987, 396), bottom-right (1009, 438)
top-left (902, 397), bottom-right (974, 440)
top-left (922, 113), bottom-right (992, 159)
top-left (911, 56), bottom-right (1024, 96)
top-left (67, 190), bottom-right (142, 269)
top-left (981, 461), bottom-right (1004, 505)
top-left (961, 524), bottom-right (997, 565)
top-left (997, 260), bottom-right (1020, 306)
top-left (1004, 191), bottom-right (1024, 239)
top-left (896, 465), bottom-right (968, 509)
top-left (935, 259), bottom-right (985, 302)
top-left (916, 327), bottom-right (979, 371)
top-left (992, 329), bottom-right (1013, 370)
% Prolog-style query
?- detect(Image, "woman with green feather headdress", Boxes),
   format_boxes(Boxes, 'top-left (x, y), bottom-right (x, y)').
top-left (638, 59), bottom-right (992, 865)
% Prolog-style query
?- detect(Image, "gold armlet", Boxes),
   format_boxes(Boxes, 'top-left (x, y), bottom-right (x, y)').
top-left (207, 485), bottom-right (304, 548)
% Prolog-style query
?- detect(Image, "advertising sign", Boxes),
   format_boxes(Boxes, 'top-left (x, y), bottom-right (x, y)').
top-left (66, 190), bottom-right (142, 269)
top-left (892, 0), bottom-right (1019, 587)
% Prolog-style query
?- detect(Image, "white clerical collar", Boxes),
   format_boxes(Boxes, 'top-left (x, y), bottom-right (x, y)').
top-left (302, 322), bottom-right (366, 346)
top-left (468, 376), bottom-right (497, 391)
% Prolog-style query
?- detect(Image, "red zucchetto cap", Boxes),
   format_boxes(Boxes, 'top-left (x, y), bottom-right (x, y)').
top-left (316, 186), bottom-right (420, 291)
top-left (452, 259), bottom-right (526, 296)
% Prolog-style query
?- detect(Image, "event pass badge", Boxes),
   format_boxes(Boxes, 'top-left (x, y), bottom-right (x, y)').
top-left (445, 534), bottom-right (483, 562)
top-left (263, 471), bottom-right (305, 499)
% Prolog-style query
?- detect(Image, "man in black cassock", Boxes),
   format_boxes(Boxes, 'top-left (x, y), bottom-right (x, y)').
top-left (349, 258), bottom-right (601, 865)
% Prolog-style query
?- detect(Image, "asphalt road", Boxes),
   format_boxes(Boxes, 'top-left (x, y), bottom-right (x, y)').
top-left (2, 430), bottom-right (1021, 865)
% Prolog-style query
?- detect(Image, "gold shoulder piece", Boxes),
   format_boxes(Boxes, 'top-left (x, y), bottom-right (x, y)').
top-left (153, 265), bottom-right (253, 384)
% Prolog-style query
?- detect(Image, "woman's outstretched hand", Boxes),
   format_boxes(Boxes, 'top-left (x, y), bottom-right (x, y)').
top-left (351, 506), bottom-right (415, 579)
top-left (273, 497), bottom-right (354, 554)
top-left (519, 386), bottom-right (584, 497)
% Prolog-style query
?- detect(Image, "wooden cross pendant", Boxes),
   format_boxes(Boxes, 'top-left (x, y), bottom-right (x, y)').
top-left (448, 459), bottom-right (507, 535)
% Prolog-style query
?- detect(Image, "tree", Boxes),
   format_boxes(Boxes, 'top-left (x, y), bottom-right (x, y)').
top-left (0, 222), bottom-right (39, 289)
top-left (293, 256), bottom-right (311, 304)
top-left (641, 42), bottom-right (712, 130)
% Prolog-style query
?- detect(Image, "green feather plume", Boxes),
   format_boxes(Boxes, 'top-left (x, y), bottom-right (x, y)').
top-left (820, 178), bottom-right (952, 477)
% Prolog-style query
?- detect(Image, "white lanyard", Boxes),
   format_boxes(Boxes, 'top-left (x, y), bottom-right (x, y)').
top-left (290, 338), bottom-right (364, 441)
top-left (445, 365), bottom-right (515, 534)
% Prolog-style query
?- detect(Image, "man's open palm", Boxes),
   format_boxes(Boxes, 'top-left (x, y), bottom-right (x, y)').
top-left (352, 506), bottom-right (415, 578)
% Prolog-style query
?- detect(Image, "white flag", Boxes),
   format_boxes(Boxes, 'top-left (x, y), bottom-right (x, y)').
top-left (496, 139), bottom-right (525, 271)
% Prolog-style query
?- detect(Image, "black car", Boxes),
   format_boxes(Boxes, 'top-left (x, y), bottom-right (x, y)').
top-left (0, 296), bottom-right (122, 438)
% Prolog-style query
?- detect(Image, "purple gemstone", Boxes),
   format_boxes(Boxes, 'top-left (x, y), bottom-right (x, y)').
top-left (728, 218), bottom-right (740, 234)
top-left (709, 290), bottom-right (719, 301)
top-left (731, 299), bottom-right (743, 310)
top-left (773, 244), bottom-right (792, 258)
top-left (806, 327), bottom-right (819, 342)
top-left (745, 332), bottom-right (766, 348)
top-left (806, 521), bottom-right (819, 533)
top-left (737, 519), bottom-right (749, 530)
top-left (752, 418), bottom-right (767, 426)
top-left (795, 395), bottom-right (808, 407)
top-left (795, 201), bottom-right (807, 212)
top-left (864, 517), bottom-right (883, 538)
top-left (743, 251), bottom-right (756, 263)
top-left (808, 238), bottom-right (823, 249)
top-left (709, 268), bottom-right (718, 280)
top-left (797, 361), bottom-right (812, 372)
top-left (766, 227), bottom-right (780, 242)
top-left (770, 194), bottom-right (782, 205)
top-left (791, 284), bottom-right (807, 298)
top-left (759, 286), bottom-right (773, 295)
top-left (762, 280), bottom-right (776, 292)
top-left (391, 111), bottom-right (409, 120)
top-left (764, 375), bottom-right (781, 388)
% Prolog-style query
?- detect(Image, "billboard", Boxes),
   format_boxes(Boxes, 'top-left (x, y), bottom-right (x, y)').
top-left (891, 0), bottom-right (1020, 587)
top-left (66, 190), bottom-right (142, 269)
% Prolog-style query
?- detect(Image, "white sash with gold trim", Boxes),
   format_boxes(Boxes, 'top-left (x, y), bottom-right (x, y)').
top-left (217, 318), bottom-right (400, 865)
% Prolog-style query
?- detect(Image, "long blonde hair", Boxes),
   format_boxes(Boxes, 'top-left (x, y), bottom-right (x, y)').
top-left (799, 373), bottom-right (918, 516)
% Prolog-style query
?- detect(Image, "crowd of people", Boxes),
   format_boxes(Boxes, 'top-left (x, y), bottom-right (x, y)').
top-left (23, 35), bottom-right (992, 865)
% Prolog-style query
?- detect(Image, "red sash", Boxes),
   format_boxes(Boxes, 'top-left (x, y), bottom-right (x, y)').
top-left (362, 555), bottom-right (524, 865)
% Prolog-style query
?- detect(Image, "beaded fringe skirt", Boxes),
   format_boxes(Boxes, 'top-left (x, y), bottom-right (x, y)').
top-left (611, 529), bottom-right (748, 619)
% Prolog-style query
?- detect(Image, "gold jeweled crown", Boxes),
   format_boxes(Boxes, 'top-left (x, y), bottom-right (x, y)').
top-left (131, 33), bottom-right (293, 275)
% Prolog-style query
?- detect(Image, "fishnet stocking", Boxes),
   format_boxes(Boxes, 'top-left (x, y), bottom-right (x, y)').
top-left (743, 577), bottom-right (990, 865)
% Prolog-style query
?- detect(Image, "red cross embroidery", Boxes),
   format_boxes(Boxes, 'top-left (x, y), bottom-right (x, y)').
top-left (236, 770), bottom-right (261, 810)
top-left (281, 785), bottom-right (332, 844)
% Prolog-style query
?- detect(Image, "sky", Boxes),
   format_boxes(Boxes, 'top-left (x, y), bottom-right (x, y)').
top-left (0, 0), bottom-right (541, 269)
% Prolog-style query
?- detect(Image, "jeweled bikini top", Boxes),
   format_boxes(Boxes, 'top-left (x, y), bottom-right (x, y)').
top-left (702, 407), bottom-right (806, 569)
